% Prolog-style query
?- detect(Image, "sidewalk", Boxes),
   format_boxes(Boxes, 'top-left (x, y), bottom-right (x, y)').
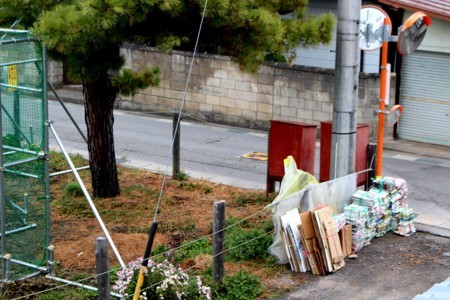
top-left (383, 140), bottom-right (450, 237)
top-left (49, 85), bottom-right (450, 238)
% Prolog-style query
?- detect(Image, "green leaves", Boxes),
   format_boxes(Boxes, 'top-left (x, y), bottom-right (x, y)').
top-left (214, 271), bottom-right (264, 300)
top-left (113, 67), bottom-right (160, 96)
top-left (5, 0), bottom-right (335, 77)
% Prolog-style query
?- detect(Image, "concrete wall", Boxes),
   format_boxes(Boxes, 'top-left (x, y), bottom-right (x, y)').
top-left (46, 44), bottom-right (395, 140)
top-left (47, 60), bottom-right (63, 86)
top-left (118, 43), bottom-right (394, 140)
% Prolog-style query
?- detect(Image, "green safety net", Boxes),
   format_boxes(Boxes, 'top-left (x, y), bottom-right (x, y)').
top-left (0, 29), bottom-right (49, 280)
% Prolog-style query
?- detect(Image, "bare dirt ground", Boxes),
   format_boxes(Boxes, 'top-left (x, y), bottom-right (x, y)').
top-left (2, 162), bottom-right (449, 299)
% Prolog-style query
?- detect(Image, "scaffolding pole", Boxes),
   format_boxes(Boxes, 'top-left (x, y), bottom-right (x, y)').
top-left (48, 122), bottom-right (125, 268)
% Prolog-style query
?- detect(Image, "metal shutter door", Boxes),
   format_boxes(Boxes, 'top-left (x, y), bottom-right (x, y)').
top-left (398, 51), bottom-right (450, 146)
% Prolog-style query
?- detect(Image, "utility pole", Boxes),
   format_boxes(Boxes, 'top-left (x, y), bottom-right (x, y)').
top-left (330, 0), bottom-right (361, 179)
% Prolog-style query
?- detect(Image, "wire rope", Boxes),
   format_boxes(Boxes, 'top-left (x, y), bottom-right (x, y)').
top-left (153, 0), bottom-right (209, 223)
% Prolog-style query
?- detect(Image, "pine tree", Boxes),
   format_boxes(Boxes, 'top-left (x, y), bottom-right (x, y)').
top-left (0, 0), bottom-right (333, 198)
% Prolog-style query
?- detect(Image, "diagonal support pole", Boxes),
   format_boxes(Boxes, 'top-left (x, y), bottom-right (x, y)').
top-left (48, 121), bottom-right (125, 268)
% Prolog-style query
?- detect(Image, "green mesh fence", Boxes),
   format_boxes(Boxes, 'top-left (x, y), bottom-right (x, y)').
top-left (0, 29), bottom-right (49, 280)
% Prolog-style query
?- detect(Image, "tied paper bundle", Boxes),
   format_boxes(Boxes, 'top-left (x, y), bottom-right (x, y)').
top-left (380, 209), bottom-right (393, 231)
top-left (374, 222), bottom-right (388, 237)
top-left (344, 204), bottom-right (369, 253)
top-left (367, 188), bottom-right (390, 215)
top-left (390, 196), bottom-right (408, 214)
top-left (352, 190), bottom-right (376, 207)
top-left (344, 204), bottom-right (368, 227)
top-left (332, 213), bottom-right (346, 232)
top-left (377, 177), bottom-right (407, 194)
top-left (353, 227), bottom-right (375, 245)
top-left (373, 176), bottom-right (416, 237)
top-left (380, 177), bottom-right (408, 195)
top-left (399, 207), bottom-right (414, 222)
top-left (395, 207), bottom-right (416, 236)
top-left (280, 208), bottom-right (309, 273)
top-left (351, 190), bottom-right (382, 228)
top-left (352, 190), bottom-right (384, 217)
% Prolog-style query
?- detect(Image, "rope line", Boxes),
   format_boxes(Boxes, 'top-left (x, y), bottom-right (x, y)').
top-left (11, 168), bottom-right (374, 298)
top-left (11, 207), bottom-right (270, 299)
top-left (153, 0), bottom-right (209, 223)
top-left (133, 229), bottom-right (275, 299)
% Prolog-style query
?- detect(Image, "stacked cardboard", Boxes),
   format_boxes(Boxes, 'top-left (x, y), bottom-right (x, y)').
top-left (280, 208), bottom-right (309, 272)
top-left (281, 206), bottom-right (345, 274)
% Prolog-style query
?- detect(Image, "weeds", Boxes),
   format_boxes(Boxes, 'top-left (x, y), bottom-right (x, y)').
top-left (212, 271), bottom-right (263, 300)
top-left (225, 227), bottom-right (272, 262)
top-left (63, 182), bottom-right (83, 197)
top-left (49, 151), bottom-right (88, 173)
top-left (173, 170), bottom-right (188, 181)
top-left (231, 191), bottom-right (270, 207)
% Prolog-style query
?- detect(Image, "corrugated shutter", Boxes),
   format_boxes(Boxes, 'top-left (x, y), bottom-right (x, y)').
top-left (398, 51), bottom-right (450, 146)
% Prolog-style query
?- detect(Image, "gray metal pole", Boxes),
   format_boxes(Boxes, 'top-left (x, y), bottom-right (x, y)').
top-left (173, 113), bottom-right (180, 178)
top-left (47, 80), bottom-right (88, 144)
top-left (330, 0), bottom-right (361, 179)
top-left (46, 245), bottom-right (55, 276)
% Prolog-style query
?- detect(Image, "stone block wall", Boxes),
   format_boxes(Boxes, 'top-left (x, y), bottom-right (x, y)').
top-left (47, 60), bottom-right (63, 86)
top-left (49, 43), bottom-right (396, 140)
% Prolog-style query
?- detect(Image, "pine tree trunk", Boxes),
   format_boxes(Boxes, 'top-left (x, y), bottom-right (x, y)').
top-left (83, 73), bottom-right (120, 198)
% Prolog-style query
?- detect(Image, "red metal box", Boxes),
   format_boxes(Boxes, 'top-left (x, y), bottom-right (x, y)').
top-left (267, 120), bottom-right (317, 195)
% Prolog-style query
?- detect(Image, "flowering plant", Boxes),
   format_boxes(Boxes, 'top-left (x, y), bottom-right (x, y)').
top-left (113, 257), bottom-right (211, 300)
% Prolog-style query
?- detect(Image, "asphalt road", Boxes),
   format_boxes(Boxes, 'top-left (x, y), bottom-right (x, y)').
top-left (48, 100), bottom-right (450, 212)
top-left (48, 100), bottom-right (269, 188)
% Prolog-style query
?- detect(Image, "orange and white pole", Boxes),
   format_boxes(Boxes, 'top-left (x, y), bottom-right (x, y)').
top-left (375, 18), bottom-right (390, 179)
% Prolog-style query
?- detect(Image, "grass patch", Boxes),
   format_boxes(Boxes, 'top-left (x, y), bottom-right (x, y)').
top-left (231, 191), bottom-right (271, 207)
top-left (55, 196), bottom-right (91, 218)
top-left (212, 270), bottom-right (264, 300)
top-left (49, 151), bottom-right (88, 173)
top-left (64, 182), bottom-right (83, 197)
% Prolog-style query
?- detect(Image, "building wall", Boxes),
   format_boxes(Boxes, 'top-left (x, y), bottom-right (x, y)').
top-left (118, 44), bottom-right (394, 140)
top-left (292, 0), bottom-right (380, 73)
top-left (47, 60), bottom-right (63, 86)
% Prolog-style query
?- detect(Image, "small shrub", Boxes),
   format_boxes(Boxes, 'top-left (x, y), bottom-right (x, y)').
top-left (173, 170), bottom-right (188, 181)
top-left (178, 181), bottom-right (197, 191)
top-left (202, 186), bottom-right (212, 194)
top-left (3, 134), bottom-right (22, 147)
top-left (113, 257), bottom-right (211, 299)
top-left (151, 244), bottom-right (172, 262)
top-left (225, 216), bottom-right (249, 230)
top-left (225, 228), bottom-right (272, 262)
top-left (213, 271), bottom-right (263, 300)
top-left (64, 182), bottom-right (83, 197)
top-left (173, 238), bottom-right (212, 263)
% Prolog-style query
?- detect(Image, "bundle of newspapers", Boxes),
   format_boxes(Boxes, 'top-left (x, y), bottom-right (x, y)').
top-left (344, 177), bottom-right (415, 253)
